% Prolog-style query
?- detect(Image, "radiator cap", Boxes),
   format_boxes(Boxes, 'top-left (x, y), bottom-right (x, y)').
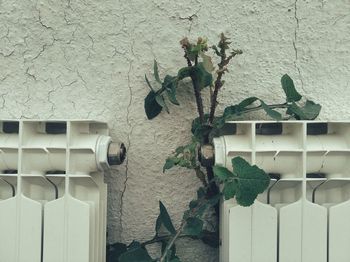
top-left (107, 142), bottom-right (126, 166)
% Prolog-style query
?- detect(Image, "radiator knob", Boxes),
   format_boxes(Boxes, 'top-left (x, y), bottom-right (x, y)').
top-left (107, 142), bottom-right (126, 166)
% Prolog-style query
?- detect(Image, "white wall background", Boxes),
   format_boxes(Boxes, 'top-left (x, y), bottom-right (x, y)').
top-left (0, 0), bottom-right (350, 261)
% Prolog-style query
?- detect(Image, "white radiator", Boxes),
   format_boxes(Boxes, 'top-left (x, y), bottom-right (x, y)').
top-left (0, 120), bottom-right (125, 262)
top-left (214, 121), bottom-right (350, 262)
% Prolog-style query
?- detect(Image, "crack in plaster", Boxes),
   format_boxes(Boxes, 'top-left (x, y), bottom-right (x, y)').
top-left (37, 9), bottom-right (54, 31)
top-left (0, 27), bottom-right (10, 41)
top-left (111, 45), bottom-right (127, 58)
top-left (47, 85), bottom-right (58, 113)
top-left (0, 93), bottom-right (8, 109)
top-left (0, 49), bottom-right (14, 58)
top-left (30, 37), bottom-right (56, 62)
top-left (0, 74), bottom-right (9, 82)
top-left (293, 0), bottom-right (305, 92)
top-left (25, 66), bottom-right (38, 81)
top-left (332, 14), bottom-right (350, 26)
top-left (76, 69), bottom-right (88, 89)
top-left (86, 34), bottom-right (95, 60)
top-left (179, 5), bottom-right (201, 33)
top-left (119, 38), bottom-right (135, 239)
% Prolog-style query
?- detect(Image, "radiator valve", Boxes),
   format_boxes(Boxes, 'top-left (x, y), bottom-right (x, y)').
top-left (108, 141), bottom-right (127, 165)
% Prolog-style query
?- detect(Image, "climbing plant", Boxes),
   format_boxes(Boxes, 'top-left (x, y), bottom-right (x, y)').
top-left (107, 33), bottom-right (321, 262)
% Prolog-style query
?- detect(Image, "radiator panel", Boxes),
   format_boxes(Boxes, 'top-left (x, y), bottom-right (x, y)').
top-left (0, 120), bottom-right (113, 262)
top-left (215, 121), bottom-right (350, 262)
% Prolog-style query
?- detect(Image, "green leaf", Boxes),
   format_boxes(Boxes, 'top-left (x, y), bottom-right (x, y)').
top-left (145, 75), bottom-right (154, 91)
top-left (200, 52), bottom-right (215, 72)
top-left (260, 100), bottom-right (282, 120)
top-left (166, 88), bottom-right (179, 105)
top-left (197, 187), bottom-right (206, 199)
top-left (163, 75), bottom-right (179, 105)
top-left (213, 165), bottom-right (234, 182)
top-left (184, 217), bottom-right (203, 236)
top-left (231, 157), bottom-right (270, 206)
top-left (107, 243), bottom-right (127, 262)
top-left (223, 180), bottom-right (237, 200)
top-left (281, 74), bottom-right (302, 102)
top-left (199, 230), bottom-right (220, 248)
top-left (163, 142), bottom-right (198, 172)
top-left (178, 63), bottom-right (213, 89)
top-left (222, 96), bottom-right (283, 123)
top-left (155, 94), bottom-right (169, 113)
top-left (195, 203), bottom-right (209, 217)
top-left (235, 182), bottom-right (259, 207)
top-left (238, 97), bottom-right (259, 109)
top-left (156, 201), bottom-right (176, 235)
top-left (191, 115), bottom-right (214, 142)
top-left (287, 100), bottom-right (321, 120)
top-left (223, 105), bottom-right (240, 118)
top-left (193, 63), bottom-right (213, 89)
top-left (177, 67), bottom-right (191, 80)
top-left (161, 241), bottom-right (178, 261)
top-left (187, 45), bottom-right (200, 61)
top-left (189, 200), bottom-right (199, 209)
top-left (154, 60), bottom-right (161, 83)
top-left (144, 91), bottom-right (162, 119)
top-left (163, 157), bottom-right (179, 172)
top-left (193, 125), bottom-right (212, 142)
top-left (207, 193), bottom-right (221, 206)
top-left (119, 242), bottom-right (153, 262)
top-left (222, 97), bottom-right (259, 122)
top-left (175, 146), bottom-right (184, 154)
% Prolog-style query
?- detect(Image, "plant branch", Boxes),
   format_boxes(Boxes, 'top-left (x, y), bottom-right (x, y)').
top-left (195, 166), bottom-right (208, 187)
top-left (159, 222), bottom-right (186, 262)
top-left (190, 69), bottom-right (205, 123)
top-left (159, 188), bottom-right (218, 262)
top-left (206, 166), bottom-right (220, 222)
top-left (141, 233), bottom-right (192, 247)
top-left (180, 39), bottom-right (205, 123)
top-left (209, 73), bottom-right (224, 124)
top-left (241, 103), bottom-right (288, 115)
top-left (209, 33), bottom-right (242, 124)
top-left (184, 53), bottom-right (192, 67)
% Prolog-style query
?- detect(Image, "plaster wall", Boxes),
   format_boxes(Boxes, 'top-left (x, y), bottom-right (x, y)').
top-left (0, 0), bottom-right (349, 261)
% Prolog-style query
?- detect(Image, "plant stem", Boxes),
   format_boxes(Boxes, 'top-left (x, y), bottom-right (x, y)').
top-left (241, 103), bottom-right (288, 115)
top-left (191, 53), bottom-right (205, 123)
top-left (190, 70), bottom-right (205, 123)
top-left (208, 73), bottom-right (223, 124)
top-left (184, 52), bottom-right (205, 124)
top-left (209, 34), bottom-right (242, 124)
top-left (206, 166), bottom-right (220, 222)
top-left (159, 222), bottom-right (186, 262)
top-left (184, 53), bottom-right (192, 67)
top-left (208, 34), bottom-right (228, 124)
top-left (158, 189), bottom-right (218, 261)
top-left (141, 234), bottom-right (192, 247)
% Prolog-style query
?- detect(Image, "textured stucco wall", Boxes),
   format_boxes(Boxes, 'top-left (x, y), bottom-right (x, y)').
top-left (0, 0), bottom-right (350, 261)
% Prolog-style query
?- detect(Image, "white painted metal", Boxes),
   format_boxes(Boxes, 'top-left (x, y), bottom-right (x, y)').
top-left (215, 121), bottom-right (350, 262)
top-left (0, 120), bottom-right (116, 262)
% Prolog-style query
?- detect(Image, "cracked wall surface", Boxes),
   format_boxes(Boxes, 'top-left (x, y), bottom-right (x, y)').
top-left (1, 0), bottom-right (350, 261)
